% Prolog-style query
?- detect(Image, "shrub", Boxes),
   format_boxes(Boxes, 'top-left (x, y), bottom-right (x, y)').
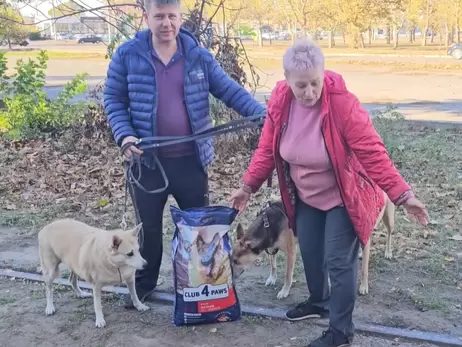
top-left (371, 104), bottom-right (407, 161)
top-left (0, 50), bottom-right (88, 140)
top-left (209, 96), bottom-right (261, 156)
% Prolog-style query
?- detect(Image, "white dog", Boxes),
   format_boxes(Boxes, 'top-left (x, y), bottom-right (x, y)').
top-left (38, 218), bottom-right (150, 328)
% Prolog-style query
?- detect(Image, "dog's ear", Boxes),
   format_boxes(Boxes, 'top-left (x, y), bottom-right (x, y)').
top-left (130, 223), bottom-right (143, 237)
top-left (211, 232), bottom-right (221, 244)
top-left (196, 234), bottom-right (204, 247)
top-left (111, 235), bottom-right (122, 250)
top-left (236, 223), bottom-right (244, 240)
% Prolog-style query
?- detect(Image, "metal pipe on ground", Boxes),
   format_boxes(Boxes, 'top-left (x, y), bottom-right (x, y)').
top-left (1, 268), bottom-right (461, 347)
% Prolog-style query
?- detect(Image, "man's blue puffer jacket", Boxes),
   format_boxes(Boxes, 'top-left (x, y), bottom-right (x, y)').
top-left (104, 28), bottom-right (266, 171)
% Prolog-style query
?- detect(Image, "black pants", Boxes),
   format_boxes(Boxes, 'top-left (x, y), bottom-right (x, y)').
top-left (128, 155), bottom-right (209, 292)
top-left (296, 199), bottom-right (360, 339)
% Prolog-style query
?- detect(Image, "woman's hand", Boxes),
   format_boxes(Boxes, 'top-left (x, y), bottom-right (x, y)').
top-left (228, 186), bottom-right (252, 215)
top-left (402, 197), bottom-right (429, 226)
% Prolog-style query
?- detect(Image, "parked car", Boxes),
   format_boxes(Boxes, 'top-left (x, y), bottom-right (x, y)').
top-left (77, 35), bottom-right (103, 44)
top-left (448, 43), bottom-right (462, 60)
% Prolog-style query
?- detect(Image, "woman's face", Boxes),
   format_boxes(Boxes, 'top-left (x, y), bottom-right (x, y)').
top-left (285, 68), bottom-right (324, 107)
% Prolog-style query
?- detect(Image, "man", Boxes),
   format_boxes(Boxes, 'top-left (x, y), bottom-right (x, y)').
top-left (103, 0), bottom-right (266, 308)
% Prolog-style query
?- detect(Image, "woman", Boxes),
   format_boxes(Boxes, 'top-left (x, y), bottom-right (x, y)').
top-left (228, 38), bottom-right (429, 347)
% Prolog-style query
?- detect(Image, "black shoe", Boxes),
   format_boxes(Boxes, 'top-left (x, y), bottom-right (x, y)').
top-left (307, 330), bottom-right (352, 347)
top-left (286, 300), bottom-right (329, 321)
top-left (123, 287), bottom-right (155, 309)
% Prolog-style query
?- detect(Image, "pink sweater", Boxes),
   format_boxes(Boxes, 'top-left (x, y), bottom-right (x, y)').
top-left (279, 98), bottom-right (343, 211)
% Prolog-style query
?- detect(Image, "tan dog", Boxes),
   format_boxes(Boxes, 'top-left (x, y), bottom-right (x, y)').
top-left (38, 219), bottom-right (150, 328)
top-left (231, 194), bottom-right (395, 299)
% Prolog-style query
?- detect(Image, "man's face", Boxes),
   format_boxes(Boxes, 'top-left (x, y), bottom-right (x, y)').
top-left (143, 4), bottom-right (182, 43)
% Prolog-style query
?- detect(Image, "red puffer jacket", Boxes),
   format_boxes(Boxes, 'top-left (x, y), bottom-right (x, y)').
top-left (242, 70), bottom-right (412, 246)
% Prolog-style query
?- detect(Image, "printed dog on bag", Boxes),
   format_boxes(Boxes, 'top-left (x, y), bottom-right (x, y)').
top-left (190, 230), bottom-right (232, 286)
top-left (170, 205), bottom-right (241, 326)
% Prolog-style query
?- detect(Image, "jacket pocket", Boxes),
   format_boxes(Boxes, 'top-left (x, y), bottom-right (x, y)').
top-left (357, 171), bottom-right (375, 191)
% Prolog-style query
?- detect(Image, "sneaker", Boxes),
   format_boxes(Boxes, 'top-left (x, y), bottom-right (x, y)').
top-left (123, 287), bottom-right (155, 309)
top-left (286, 300), bottom-right (329, 321)
top-left (307, 330), bottom-right (351, 347)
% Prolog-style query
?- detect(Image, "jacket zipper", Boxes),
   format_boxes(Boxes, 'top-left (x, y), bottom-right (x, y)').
top-left (139, 51), bottom-right (158, 138)
top-left (358, 171), bottom-right (375, 191)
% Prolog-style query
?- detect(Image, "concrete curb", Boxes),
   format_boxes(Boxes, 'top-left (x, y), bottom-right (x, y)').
top-left (1, 268), bottom-right (462, 347)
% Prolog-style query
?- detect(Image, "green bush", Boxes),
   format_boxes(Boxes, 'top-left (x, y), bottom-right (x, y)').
top-left (0, 50), bottom-right (89, 140)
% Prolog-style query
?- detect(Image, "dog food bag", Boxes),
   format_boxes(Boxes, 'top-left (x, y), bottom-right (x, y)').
top-left (170, 205), bottom-right (241, 326)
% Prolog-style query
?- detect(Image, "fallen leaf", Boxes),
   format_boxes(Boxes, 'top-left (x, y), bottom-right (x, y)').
top-left (448, 234), bottom-right (462, 241)
top-left (95, 199), bottom-right (109, 208)
top-left (210, 328), bottom-right (217, 333)
top-left (5, 204), bottom-right (16, 210)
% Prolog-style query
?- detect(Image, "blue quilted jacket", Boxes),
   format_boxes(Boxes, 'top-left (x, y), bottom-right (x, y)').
top-left (104, 28), bottom-right (266, 170)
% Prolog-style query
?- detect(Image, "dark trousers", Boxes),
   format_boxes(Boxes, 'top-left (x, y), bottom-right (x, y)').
top-left (128, 155), bottom-right (209, 291)
top-left (296, 199), bottom-right (360, 339)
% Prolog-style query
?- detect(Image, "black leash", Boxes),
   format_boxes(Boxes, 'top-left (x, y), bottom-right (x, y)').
top-left (119, 113), bottom-right (265, 230)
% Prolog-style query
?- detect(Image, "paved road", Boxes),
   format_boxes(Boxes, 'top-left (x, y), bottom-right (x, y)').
top-left (22, 40), bottom-right (460, 64)
top-left (41, 61), bottom-right (462, 124)
top-left (48, 83), bottom-right (462, 125)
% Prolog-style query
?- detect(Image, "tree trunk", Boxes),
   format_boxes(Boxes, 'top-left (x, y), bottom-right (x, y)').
top-left (348, 24), bottom-right (361, 49)
top-left (291, 21), bottom-right (296, 44)
top-left (422, 0), bottom-right (430, 47)
top-left (258, 27), bottom-right (263, 47)
top-left (328, 30), bottom-right (335, 48)
top-left (393, 24), bottom-right (399, 49)
top-left (421, 26), bottom-right (428, 46)
top-left (386, 24), bottom-right (391, 44)
top-left (342, 31), bottom-right (346, 44)
top-left (7, 37), bottom-right (11, 50)
top-left (430, 28), bottom-right (435, 43)
top-left (456, 17), bottom-right (460, 43)
top-left (411, 27), bottom-right (416, 42)
top-left (444, 23), bottom-right (450, 47)
top-left (360, 33), bottom-right (365, 48)
top-left (368, 26), bottom-right (372, 45)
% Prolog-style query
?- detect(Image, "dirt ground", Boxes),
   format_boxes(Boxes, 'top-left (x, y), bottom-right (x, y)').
top-left (0, 277), bottom-right (442, 347)
top-left (0, 98), bottom-right (461, 344)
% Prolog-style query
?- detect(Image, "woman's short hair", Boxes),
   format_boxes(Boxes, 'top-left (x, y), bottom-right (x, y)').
top-left (282, 37), bottom-right (325, 73)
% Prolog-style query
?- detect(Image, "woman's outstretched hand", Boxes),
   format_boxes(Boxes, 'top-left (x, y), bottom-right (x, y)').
top-left (228, 187), bottom-right (251, 215)
top-left (402, 197), bottom-right (430, 226)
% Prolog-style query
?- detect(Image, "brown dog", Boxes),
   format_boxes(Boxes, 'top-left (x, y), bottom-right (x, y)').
top-left (231, 194), bottom-right (395, 299)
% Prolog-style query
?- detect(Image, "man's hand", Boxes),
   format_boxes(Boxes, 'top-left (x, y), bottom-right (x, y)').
top-left (121, 136), bottom-right (143, 162)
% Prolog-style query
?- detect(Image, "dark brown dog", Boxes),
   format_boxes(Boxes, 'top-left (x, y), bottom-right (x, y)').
top-left (231, 195), bottom-right (395, 299)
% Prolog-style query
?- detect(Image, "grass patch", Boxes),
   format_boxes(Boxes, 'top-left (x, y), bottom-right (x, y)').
top-left (242, 41), bottom-right (450, 55)
top-left (249, 57), bottom-right (462, 72)
top-left (5, 50), bottom-right (105, 60)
